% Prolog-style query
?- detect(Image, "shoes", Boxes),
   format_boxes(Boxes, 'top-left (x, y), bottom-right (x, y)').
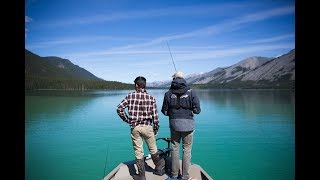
top-left (166, 178), bottom-right (180, 180)
top-left (151, 152), bottom-right (166, 176)
top-left (166, 177), bottom-right (197, 180)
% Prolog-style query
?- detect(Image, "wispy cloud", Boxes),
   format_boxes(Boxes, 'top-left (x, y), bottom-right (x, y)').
top-left (26, 36), bottom-right (148, 49)
top-left (28, 4), bottom-right (294, 51)
top-left (25, 16), bottom-right (33, 38)
top-left (231, 5), bottom-right (294, 24)
top-left (119, 6), bottom-right (291, 51)
top-left (81, 5), bottom-right (295, 52)
top-left (65, 43), bottom-right (293, 66)
top-left (25, 16), bottom-right (33, 23)
top-left (247, 33), bottom-right (295, 44)
top-left (171, 44), bottom-right (293, 62)
top-left (77, 27), bottom-right (292, 58)
top-left (46, 3), bottom-right (247, 27)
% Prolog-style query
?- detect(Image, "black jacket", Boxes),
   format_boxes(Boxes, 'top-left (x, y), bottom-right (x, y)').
top-left (161, 77), bottom-right (201, 131)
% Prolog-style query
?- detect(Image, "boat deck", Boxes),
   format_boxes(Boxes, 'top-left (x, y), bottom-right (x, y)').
top-left (104, 157), bottom-right (213, 180)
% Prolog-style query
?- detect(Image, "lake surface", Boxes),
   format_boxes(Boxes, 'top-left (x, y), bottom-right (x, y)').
top-left (25, 89), bottom-right (295, 180)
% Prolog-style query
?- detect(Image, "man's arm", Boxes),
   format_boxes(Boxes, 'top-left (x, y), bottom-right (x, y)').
top-left (151, 98), bottom-right (160, 136)
top-left (151, 98), bottom-right (160, 131)
top-left (191, 90), bottom-right (201, 114)
top-left (116, 97), bottom-right (130, 124)
top-left (161, 93), bottom-right (169, 116)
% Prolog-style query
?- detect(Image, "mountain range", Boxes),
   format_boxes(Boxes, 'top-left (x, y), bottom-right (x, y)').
top-left (25, 48), bottom-right (295, 90)
top-left (148, 49), bottom-right (295, 89)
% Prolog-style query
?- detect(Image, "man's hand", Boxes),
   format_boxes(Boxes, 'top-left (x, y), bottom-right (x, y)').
top-left (153, 128), bottom-right (158, 136)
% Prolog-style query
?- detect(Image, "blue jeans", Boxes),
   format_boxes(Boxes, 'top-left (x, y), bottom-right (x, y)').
top-left (170, 130), bottom-right (194, 180)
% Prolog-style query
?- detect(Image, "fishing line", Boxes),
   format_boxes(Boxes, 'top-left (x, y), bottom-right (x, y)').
top-left (102, 144), bottom-right (109, 179)
top-left (166, 41), bottom-right (177, 72)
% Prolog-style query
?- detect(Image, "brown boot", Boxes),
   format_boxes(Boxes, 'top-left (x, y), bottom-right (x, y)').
top-left (151, 152), bottom-right (165, 176)
top-left (135, 159), bottom-right (146, 180)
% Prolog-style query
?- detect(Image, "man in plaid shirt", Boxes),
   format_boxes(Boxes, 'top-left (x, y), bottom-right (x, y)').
top-left (117, 76), bottom-right (165, 180)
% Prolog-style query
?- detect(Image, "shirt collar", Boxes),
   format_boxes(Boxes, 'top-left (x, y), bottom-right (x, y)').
top-left (136, 89), bottom-right (147, 93)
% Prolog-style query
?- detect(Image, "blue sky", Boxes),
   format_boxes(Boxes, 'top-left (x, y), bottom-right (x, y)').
top-left (25, 0), bottom-right (295, 84)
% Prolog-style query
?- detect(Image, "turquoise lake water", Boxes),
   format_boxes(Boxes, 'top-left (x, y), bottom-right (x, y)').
top-left (25, 89), bottom-right (295, 180)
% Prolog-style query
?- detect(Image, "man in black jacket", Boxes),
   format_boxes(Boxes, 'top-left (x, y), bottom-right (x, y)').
top-left (161, 71), bottom-right (201, 180)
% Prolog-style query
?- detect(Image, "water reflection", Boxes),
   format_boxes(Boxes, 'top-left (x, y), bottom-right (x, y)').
top-left (196, 89), bottom-right (295, 122)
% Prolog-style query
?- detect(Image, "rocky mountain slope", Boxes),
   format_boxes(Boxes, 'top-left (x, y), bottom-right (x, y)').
top-left (148, 49), bottom-right (295, 89)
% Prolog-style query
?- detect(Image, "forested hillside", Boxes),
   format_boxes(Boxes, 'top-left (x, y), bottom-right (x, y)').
top-left (25, 49), bottom-right (133, 90)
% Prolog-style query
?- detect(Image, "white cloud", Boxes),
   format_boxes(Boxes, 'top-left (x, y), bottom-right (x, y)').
top-left (101, 5), bottom-right (295, 51)
top-left (247, 34), bottom-right (295, 44)
top-left (45, 3), bottom-right (247, 27)
top-left (25, 16), bottom-right (33, 38)
top-left (27, 3), bottom-right (294, 51)
top-left (26, 36), bottom-right (148, 49)
top-left (58, 4), bottom-right (294, 57)
top-left (25, 16), bottom-right (32, 23)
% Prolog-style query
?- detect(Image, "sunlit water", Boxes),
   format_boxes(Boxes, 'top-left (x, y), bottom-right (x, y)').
top-left (25, 89), bottom-right (295, 180)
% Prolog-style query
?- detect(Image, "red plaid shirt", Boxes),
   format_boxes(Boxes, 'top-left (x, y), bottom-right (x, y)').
top-left (117, 89), bottom-right (159, 130)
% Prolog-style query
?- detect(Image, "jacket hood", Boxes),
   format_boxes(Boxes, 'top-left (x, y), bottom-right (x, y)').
top-left (169, 77), bottom-right (190, 94)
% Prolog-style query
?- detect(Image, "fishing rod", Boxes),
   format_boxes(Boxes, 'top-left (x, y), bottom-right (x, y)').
top-left (102, 144), bottom-right (109, 179)
top-left (166, 41), bottom-right (177, 72)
